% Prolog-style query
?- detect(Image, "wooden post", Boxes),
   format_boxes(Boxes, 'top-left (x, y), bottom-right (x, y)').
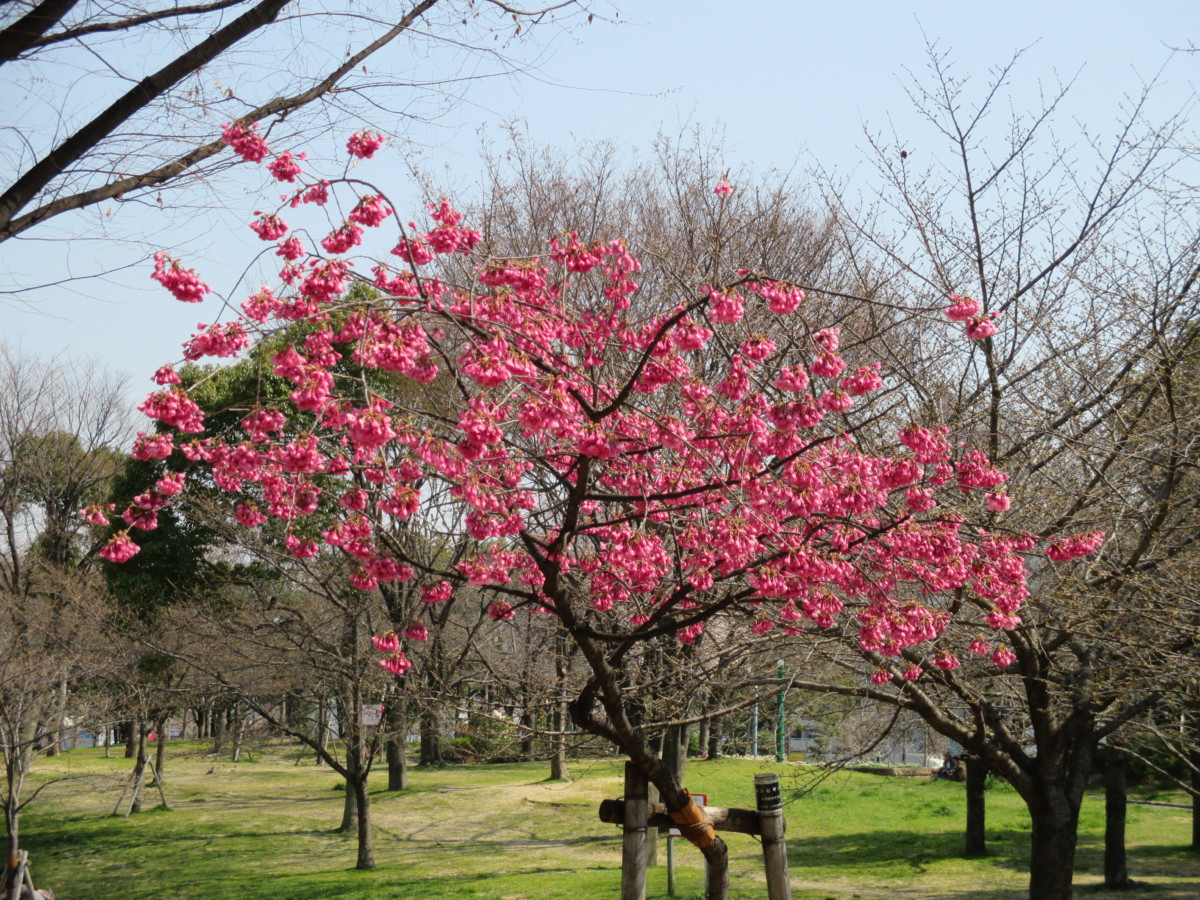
top-left (622, 762), bottom-right (648, 900)
top-left (754, 773), bottom-right (791, 900)
top-left (646, 784), bottom-right (659, 867)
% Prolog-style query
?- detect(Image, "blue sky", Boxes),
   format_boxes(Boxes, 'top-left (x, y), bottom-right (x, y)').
top-left (4, 0), bottom-right (1196, 404)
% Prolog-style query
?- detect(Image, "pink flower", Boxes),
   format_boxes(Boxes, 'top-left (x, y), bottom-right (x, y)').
top-left (250, 212), bottom-right (289, 241)
top-left (347, 130), bottom-right (385, 159)
top-left (773, 366), bottom-right (810, 393)
top-left (132, 431), bottom-right (174, 460)
top-left (870, 669), bottom-right (892, 685)
top-left (488, 601), bottom-right (515, 621)
top-left (372, 631), bottom-right (400, 652)
top-left (707, 288), bottom-right (744, 324)
top-left (422, 581), bottom-right (452, 604)
top-left (967, 637), bottom-right (992, 655)
top-left (841, 363), bottom-right (883, 396)
top-left (714, 176), bottom-right (733, 196)
top-left (99, 531), bottom-right (140, 563)
top-left (966, 315), bottom-right (998, 340)
top-left (380, 652), bottom-right (411, 675)
top-left (902, 663), bottom-right (923, 681)
top-left (932, 652), bottom-right (961, 671)
top-left (991, 645), bottom-right (1017, 668)
top-left (234, 503), bottom-right (268, 528)
top-left (1046, 530), bottom-right (1104, 562)
top-left (945, 294), bottom-right (981, 322)
top-left (267, 150), bottom-right (304, 183)
top-left (151, 252), bottom-right (209, 303)
top-left (79, 504), bottom-right (111, 526)
top-left (320, 222), bottom-right (364, 255)
top-left (153, 364), bottom-right (181, 385)
top-left (221, 121), bottom-right (269, 163)
top-left (986, 491), bottom-right (1011, 512)
top-left (404, 621), bottom-right (428, 642)
top-left (348, 195), bottom-right (393, 228)
top-left (351, 570), bottom-right (378, 591)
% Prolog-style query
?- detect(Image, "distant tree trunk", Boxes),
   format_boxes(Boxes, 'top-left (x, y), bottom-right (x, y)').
top-left (550, 700), bottom-right (570, 782)
top-left (708, 712), bottom-right (724, 759)
top-left (419, 707), bottom-right (443, 767)
top-left (212, 705), bottom-right (227, 755)
top-left (550, 627), bottom-right (571, 782)
top-left (384, 694), bottom-right (409, 791)
top-left (124, 719), bottom-right (138, 759)
top-left (154, 712), bottom-right (169, 781)
top-left (230, 705), bottom-right (245, 762)
top-left (965, 754), bottom-right (988, 857)
top-left (130, 725), bottom-right (148, 814)
top-left (1104, 747), bottom-right (1133, 888)
top-left (45, 678), bottom-right (68, 757)
top-left (663, 724), bottom-right (688, 785)
top-left (697, 716), bottom-right (710, 758)
top-left (314, 696), bottom-right (329, 765)
top-left (519, 707), bottom-right (536, 760)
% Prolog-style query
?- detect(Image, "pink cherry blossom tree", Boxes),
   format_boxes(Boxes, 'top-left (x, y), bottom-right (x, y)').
top-left (105, 125), bottom-right (1093, 899)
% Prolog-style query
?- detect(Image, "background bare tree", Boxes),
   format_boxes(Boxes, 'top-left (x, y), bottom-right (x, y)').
top-left (0, 344), bottom-right (129, 892)
top-left (0, 0), bottom-right (599, 258)
top-left (778, 47), bottom-right (1200, 900)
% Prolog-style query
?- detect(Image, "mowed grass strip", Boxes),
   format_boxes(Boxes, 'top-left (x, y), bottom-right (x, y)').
top-left (18, 744), bottom-right (1199, 899)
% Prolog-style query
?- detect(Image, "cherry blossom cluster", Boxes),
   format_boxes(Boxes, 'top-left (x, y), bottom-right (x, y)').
top-left (106, 132), bottom-right (1110, 687)
top-left (151, 252), bottom-right (209, 304)
top-left (945, 294), bottom-right (999, 341)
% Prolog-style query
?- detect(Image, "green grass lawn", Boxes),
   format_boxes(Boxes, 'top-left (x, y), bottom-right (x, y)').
top-left (16, 743), bottom-right (1199, 899)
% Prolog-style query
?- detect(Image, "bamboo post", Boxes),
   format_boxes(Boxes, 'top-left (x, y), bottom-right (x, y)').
top-left (621, 762), bottom-right (648, 900)
top-left (754, 773), bottom-right (791, 900)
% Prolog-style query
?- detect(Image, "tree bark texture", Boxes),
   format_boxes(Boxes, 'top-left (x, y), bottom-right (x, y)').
top-left (1104, 748), bottom-right (1132, 888)
top-left (965, 754), bottom-right (988, 857)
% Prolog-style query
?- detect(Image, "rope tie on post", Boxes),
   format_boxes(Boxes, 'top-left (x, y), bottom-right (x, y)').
top-left (670, 793), bottom-right (717, 849)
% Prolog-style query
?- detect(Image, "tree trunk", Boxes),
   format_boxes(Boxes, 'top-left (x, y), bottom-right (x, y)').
top-left (1191, 744), bottom-right (1200, 852)
top-left (520, 707), bottom-right (536, 760)
top-left (708, 713), bottom-right (723, 760)
top-left (551, 626), bottom-right (571, 782)
top-left (212, 706), bottom-right (227, 755)
top-left (965, 753), bottom-right (988, 857)
top-left (697, 716), bottom-right (710, 758)
top-left (4, 764), bottom-right (21, 897)
top-left (338, 780), bottom-right (359, 834)
top-left (124, 719), bottom-right (138, 759)
top-left (353, 777), bottom-right (375, 870)
top-left (1104, 748), bottom-right (1133, 888)
top-left (315, 696), bottom-right (328, 764)
top-left (550, 700), bottom-right (570, 782)
top-left (130, 726), bottom-right (148, 814)
top-left (45, 677), bottom-right (68, 757)
top-left (1026, 792), bottom-right (1082, 900)
top-left (419, 708), bottom-right (443, 767)
top-left (385, 695), bottom-right (409, 791)
top-left (663, 724), bottom-right (688, 785)
top-left (230, 705), bottom-right (245, 762)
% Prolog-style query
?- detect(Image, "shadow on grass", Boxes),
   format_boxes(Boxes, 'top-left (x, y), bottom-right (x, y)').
top-left (786, 826), bottom-right (1032, 873)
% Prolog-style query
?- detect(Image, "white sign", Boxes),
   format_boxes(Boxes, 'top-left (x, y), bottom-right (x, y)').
top-left (361, 704), bottom-right (384, 727)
